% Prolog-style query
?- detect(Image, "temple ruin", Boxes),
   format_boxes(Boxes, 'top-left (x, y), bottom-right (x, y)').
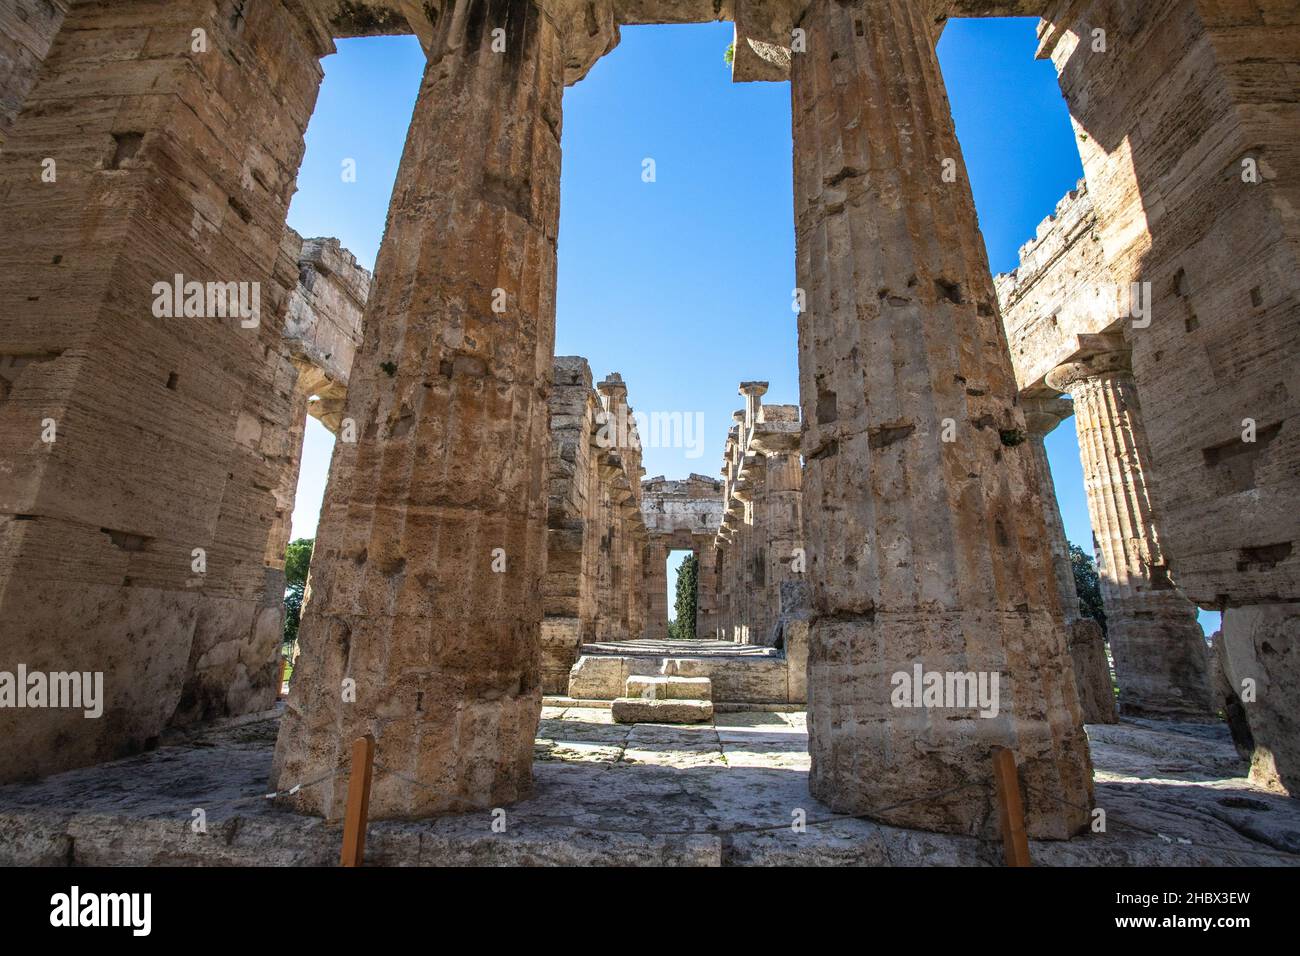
top-left (0, 0), bottom-right (1296, 865)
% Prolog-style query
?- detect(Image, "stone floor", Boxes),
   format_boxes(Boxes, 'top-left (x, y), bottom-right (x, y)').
top-left (0, 707), bottom-right (1296, 866)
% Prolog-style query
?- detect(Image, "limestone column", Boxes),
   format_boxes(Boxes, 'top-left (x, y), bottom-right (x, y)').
top-left (644, 539), bottom-right (669, 639)
top-left (696, 544), bottom-right (719, 639)
top-left (1047, 348), bottom-right (1214, 718)
top-left (0, 0), bottom-right (331, 783)
top-left (273, 0), bottom-right (568, 819)
top-left (1022, 396), bottom-right (1117, 725)
top-left (793, 0), bottom-right (1092, 838)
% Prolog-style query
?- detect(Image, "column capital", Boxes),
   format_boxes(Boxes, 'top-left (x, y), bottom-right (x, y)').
top-left (1046, 346), bottom-right (1132, 393)
top-left (596, 372), bottom-right (628, 397)
top-left (1021, 394), bottom-right (1074, 440)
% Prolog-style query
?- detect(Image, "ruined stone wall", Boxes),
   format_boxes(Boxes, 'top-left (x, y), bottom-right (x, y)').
top-left (541, 360), bottom-right (647, 692)
top-left (1040, 0), bottom-right (1299, 612)
top-left (712, 385), bottom-right (803, 647)
top-left (994, 181), bottom-right (1112, 394)
top-left (0, 0), bottom-right (335, 783)
top-left (176, 228), bottom-right (369, 725)
top-left (0, 0), bottom-right (68, 150)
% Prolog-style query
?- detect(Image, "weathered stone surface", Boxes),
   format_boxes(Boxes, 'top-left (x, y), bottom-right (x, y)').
top-left (1219, 604), bottom-right (1300, 795)
top-left (2, 708), bottom-right (1295, 867)
top-left (1068, 619), bottom-right (1117, 726)
top-left (640, 474), bottom-right (724, 638)
top-left (1047, 345), bottom-right (1213, 718)
top-left (567, 640), bottom-right (796, 704)
top-left (274, 0), bottom-right (568, 820)
top-left (543, 358), bottom-right (647, 692)
top-left (1021, 395), bottom-right (1117, 724)
top-left (1040, 1), bottom-right (1300, 616)
top-left (0, 0), bottom-right (332, 782)
top-left (791, 0), bottom-right (1092, 838)
top-left (612, 697), bottom-right (714, 724)
top-left (625, 675), bottom-right (713, 700)
top-left (0, 0), bottom-right (67, 149)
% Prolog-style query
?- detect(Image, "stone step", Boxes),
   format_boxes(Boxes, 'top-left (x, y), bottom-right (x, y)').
top-left (611, 697), bottom-right (714, 725)
top-left (625, 674), bottom-right (713, 702)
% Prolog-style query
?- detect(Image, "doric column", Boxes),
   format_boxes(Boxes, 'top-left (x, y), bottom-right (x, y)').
top-left (1022, 396), bottom-right (1117, 724)
top-left (696, 544), bottom-right (719, 638)
top-left (643, 539), bottom-right (669, 639)
top-left (0, 0), bottom-right (331, 783)
top-left (792, 0), bottom-right (1092, 838)
top-left (1047, 347), bottom-right (1213, 718)
top-left (739, 381), bottom-right (768, 436)
top-left (273, 1), bottom-right (569, 819)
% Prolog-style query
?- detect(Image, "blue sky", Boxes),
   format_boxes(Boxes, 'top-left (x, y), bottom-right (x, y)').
top-left (285, 19), bottom-right (1217, 635)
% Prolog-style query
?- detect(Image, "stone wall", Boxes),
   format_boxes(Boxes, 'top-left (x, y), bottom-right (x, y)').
top-left (0, 0), bottom-right (67, 150)
top-left (542, 359), bottom-right (648, 692)
top-left (0, 0), bottom-right (335, 784)
top-left (713, 384), bottom-right (803, 647)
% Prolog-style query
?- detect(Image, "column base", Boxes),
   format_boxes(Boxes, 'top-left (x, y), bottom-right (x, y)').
top-left (807, 610), bottom-right (1093, 840)
top-left (1220, 604), bottom-right (1300, 796)
top-left (1111, 612), bottom-right (1214, 719)
top-left (1068, 619), bottom-right (1118, 724)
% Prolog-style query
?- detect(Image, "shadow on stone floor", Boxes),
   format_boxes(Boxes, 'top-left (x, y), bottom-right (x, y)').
top-left (0, 709), bottom-right (1296, 866)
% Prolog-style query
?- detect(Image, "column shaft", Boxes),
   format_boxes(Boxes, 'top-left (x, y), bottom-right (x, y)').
top-left (1049, 352), bottom-right (1213, 718)
top-left (273, 0), bottom-right (564, 818)
top-left (792, 0), bottom-right (1091, 838)
top-left (1023, 397), bottom-right (1117, 725)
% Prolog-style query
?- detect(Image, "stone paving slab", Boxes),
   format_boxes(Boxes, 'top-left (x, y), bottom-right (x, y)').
top-left (0, 711), bottom-right (1296, 866)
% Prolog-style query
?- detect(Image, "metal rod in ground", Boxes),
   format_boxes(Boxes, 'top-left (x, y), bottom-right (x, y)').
top-left (340, 735), bottom-right (375, 867)
top-left (991, 746), bottom-right (1032, 867)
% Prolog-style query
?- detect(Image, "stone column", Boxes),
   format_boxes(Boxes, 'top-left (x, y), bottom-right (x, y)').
top-left (1022, 396), bottom-right (1117, 725)
top-left (273, 0), bottom-right (568, 819)
top-left (739, 381), bottom-right (768, 435)
top-left (0, 0), bottom-right (331, 783)
top-left (696, 543), bottom-right (719, 639)
top-left (1046, 348), bottom-right (1214, 718)
top-left (792, 0), bottom-right (1092, 838)
top-left (644, 539), bottom-right (669, 639)
top-left (1219, 604), bottom-right (1300, 795)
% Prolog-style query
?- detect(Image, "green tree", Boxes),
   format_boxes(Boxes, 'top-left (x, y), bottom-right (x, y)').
top-left (723, 41), bottom-right (735, 66)
top-left (673, 553), bottom-right (699, 640)
top-left (283, 537), bottom-right (314, 646)
top-left (1070, 543), bottom-right (1107, 636)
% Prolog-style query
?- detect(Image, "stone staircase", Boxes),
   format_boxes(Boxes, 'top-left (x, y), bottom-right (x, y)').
top-left (611, 674), bottom-right (713, 724)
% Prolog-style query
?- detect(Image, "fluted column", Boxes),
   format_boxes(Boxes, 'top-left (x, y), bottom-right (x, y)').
top-left (644, 540), bottom-right (669, 639)
top-left (696, 544), bottom-right (719, 638)
top-left (793, 0), bottom-right (1092, 838)
top-left (1023, 396), bottom-right (1117, 724)
top-left (1047, 348), bottom-right (1213, 718)
top-left (273, 1), bottom-right (566, 819)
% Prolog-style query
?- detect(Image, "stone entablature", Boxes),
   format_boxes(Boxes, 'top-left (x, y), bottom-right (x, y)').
top-left (994, 180), bottom-right (1117, 394)
top-left (639, 474), bottom-right (725, 639)
top-left (282, 231), bottom-right (370, 433)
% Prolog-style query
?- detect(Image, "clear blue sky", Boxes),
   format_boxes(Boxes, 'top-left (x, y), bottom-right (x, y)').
top-left (286, 19), bottom-right (1217, 635)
